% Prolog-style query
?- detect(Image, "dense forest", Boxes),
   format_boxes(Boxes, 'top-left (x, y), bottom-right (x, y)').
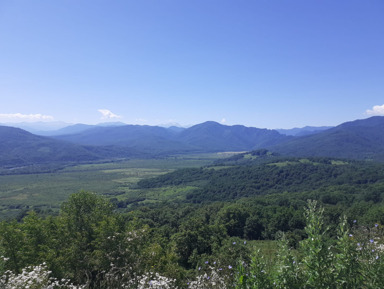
top-left (1, 151), bottom-right (384, 287)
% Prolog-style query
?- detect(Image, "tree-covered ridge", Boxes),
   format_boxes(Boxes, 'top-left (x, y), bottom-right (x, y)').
top-left (138, 154), bottom-right (384, 202)
top-left (212, 149), bottom-right (280, 166)
top-left (270, 116), bottom-right (384, 161)
top-left (0, 126), bottom-right (145, 174)
top-left (128, 154), bottom-right (384, 250)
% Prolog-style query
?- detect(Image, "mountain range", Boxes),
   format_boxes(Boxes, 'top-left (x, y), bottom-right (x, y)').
top-left (271, 116), bottom-right (384, 161)
top-left (0, 126), bottom-right (100, 168)
top-left (50, 121), bottom-right (288, 153)
top-left (1, 116), bottom-right (384, 172)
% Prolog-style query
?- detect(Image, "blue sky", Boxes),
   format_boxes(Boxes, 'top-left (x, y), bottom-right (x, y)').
top-left (1, 0), bottom-right (383, 129)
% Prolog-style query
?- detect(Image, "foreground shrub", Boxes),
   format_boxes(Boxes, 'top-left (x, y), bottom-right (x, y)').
top-left (1, 196), bottom-right (384, 288)
top-left (234, 200), bottom-right (384, 289)
top-left (0, 263), bottom-right (83, 289)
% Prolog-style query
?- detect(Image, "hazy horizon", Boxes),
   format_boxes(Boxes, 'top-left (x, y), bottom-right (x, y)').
top-left (0, 116), bottom-right (372, 132)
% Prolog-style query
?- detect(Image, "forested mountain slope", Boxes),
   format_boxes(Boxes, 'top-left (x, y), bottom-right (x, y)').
top-left (52, 121), bottom-right (291, 153)
top-left (176, 121), bottom-right (289, 152)
top-left (0, 126), bottom-right (140, 171)
top-left (0, 126), bottom-right (102, 167)
top-left (138, 153), bottom-right (384, 202)
top-left (270, 116), bottom-right (384, 161)
top-left (53, 124), bottom-right (193, 154)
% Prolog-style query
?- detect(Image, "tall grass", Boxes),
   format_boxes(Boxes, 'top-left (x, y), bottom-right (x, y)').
top-left (234, 200), bottom-right (384, 289)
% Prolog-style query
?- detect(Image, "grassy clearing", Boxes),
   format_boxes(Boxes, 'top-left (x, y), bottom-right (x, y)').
top-left (331, 160), bottom-right (349, 165)
top-left (140, 185), bottom-right (199, 202)
top-left (243, 153), bottom-right (259, 160)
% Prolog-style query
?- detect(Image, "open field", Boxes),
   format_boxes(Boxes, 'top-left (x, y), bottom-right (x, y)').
top-left (0, 154), bottom-right (222, 219)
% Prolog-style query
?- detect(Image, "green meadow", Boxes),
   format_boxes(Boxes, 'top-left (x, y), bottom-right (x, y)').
top-left (0, 154), bottom-right (220, 219)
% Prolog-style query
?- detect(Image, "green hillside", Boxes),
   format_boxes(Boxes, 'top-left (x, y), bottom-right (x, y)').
top-left (138, 153), bottom-right (384, 202)
top-left (270, 116), bottom-right (384, 161)
top-left (0, 126), bottom-right (144, 173)
top-left (0, 126), bottom-right (100, 167)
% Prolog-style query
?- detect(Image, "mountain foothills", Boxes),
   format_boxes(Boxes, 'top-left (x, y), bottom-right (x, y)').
top-left (138, 151), bottom-right (384, 203)
top-left (1, 116), bottom-right (384, 171)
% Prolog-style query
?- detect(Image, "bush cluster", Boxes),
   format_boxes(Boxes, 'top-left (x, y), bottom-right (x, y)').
top-left (1, 193), bottom-right (383, 288)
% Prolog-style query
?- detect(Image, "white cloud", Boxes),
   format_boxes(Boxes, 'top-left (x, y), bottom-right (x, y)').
top-left (98, 109), bottom-right (122, 119)
top-left (0, 113), bottom-right (54, 122)
top-left (366, 104), bottom-right (384, 116)
top-left (221, 118), bottom-right (227, 124)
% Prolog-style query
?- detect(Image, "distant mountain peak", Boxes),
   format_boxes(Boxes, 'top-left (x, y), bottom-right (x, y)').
top-left (276, 126), bottom-right (333, 136)
top-left (96, 122), bottom-right (127, 127)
